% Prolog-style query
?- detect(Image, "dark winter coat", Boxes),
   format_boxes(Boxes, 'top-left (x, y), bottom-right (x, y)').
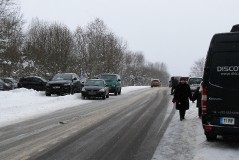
top-left (174, 83), bottom-right (192, 110)
top-left (192, 87), bottom-right (202, 108)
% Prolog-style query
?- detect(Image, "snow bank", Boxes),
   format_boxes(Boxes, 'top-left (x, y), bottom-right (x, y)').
top-left (152, 101), bottom-right (239, 160)
top-left (0, 86), bottom-right (148, 127)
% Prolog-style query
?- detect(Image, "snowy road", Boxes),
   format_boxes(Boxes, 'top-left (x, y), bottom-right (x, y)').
top-left (0, 87), bottom-right (174, 160)
top-left (1, 87), bottom-right (239, 160)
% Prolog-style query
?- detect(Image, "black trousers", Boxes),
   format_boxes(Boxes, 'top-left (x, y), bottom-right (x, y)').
top-left (198, 107), bottom-right (202, 117)
top-left (179, 109), bottom-right (186, 119)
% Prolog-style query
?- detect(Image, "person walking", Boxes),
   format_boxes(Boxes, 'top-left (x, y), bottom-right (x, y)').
top-left (192, 81), bottom-right (203, 118)
top-left (172, 77), bottom-right (192, 121)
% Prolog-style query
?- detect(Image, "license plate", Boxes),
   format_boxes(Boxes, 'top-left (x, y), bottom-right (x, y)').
top-left (53, 86), bottom-right (60, 89)
top-left (220, 117), bottom-right (235, 125)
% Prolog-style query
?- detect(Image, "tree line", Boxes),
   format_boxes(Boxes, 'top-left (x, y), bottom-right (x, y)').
top-left (0, 0), bottom-right (169, 86)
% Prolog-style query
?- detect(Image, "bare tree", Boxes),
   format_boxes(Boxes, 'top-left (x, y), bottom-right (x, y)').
top-left (190, 57), bottom-right (205, 77)
top-left (23, 18), bottom-right (74, 77)
top-left (0, 0), bottom-right (24, 77)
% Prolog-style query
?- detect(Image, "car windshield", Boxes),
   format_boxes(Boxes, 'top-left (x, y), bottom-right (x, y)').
top-left (100, 75), bottom-right (117, 81)
top-left (209, 52), bottom-right (239, 89)
top-left (85, 80), bottom-right (104, 86)
top-left (188, 78), bottom-right (202, 85)
top-left (52, 74), bottom-right (72, 81)
top-left (152, 80), bottom-right (159, 82)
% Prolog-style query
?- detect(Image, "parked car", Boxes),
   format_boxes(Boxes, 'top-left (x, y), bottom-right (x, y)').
top-left (151, 79), bottom-right (161, 87)
top-left (45, 73), bottom-right (82, 96)
top-left (0, 79), bottom-right (12, 90)
top-left (81, 79), bottom-right (109, 99)
top-left (188, 77), bottom-right (202, 93)
top-left (99, 73), bottom-right (121, 96)
top-left (202, 24), bottom-right (239, 141)
top-left (18, 76), bottom-right (47, 91)
top-left (1, 78), bottom-right (18, 89)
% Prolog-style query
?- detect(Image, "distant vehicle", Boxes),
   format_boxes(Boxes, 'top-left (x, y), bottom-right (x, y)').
top-left (202, 24), bottom-right (239, 141)
top-left (18, 76), bottom-right (47, 91)
top-left (151, 79), bottom-right (161, 87)
top-left (0, 79), bottom-right (12, 90)
top-left (81, 79), bottom-right (109, 100)
top-left (188, 77), bottom-right (202, 93)
top-left (99, 73), bottom-right (121, 96)
top-left (1, 78), bottom-right (18, 89)
top-left (45, 73), bottom-right (82, 96)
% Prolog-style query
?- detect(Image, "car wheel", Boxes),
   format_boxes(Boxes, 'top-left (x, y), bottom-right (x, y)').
top-left (81, 96), bottom-right (85, 100)
top-left (206, 134), bottom-right (217, 141)
top-left (102, 95), bottom-right (106, 100)
top-left (114, 91), bottom-right (117, 96)
top-left (71, 88), bottom-right (75, 95)
top-left (118, 89), bottom-right (121, 95)
top-left (46, 92), bottom-right (51, 96)
top-left (106, 93), bottom-right (109, 98)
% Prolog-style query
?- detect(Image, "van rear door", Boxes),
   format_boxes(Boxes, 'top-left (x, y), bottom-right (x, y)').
top-left (207, 51), bottom-right (239, 126)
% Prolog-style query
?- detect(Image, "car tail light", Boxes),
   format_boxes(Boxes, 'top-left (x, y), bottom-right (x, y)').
top-left (203, 125), bottom-right (213, 132)
top-left (202, 87), bottom-right (207, 114)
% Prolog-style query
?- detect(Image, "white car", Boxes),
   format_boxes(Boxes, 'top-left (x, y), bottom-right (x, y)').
top-left (188, 77), bottom-right (202, 93)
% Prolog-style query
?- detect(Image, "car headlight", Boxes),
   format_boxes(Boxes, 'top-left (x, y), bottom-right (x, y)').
top-left (99, 88), bottom-right (105, 92)
top-left (82, 88), bottom-right (86, 91)
top-left (64, 83), bottom-right (71, 86)
top-left (5, 83), bottom-right (10, 87)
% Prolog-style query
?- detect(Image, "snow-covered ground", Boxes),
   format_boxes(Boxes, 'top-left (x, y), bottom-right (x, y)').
top-left (1, 87), bottom-right (239, 160)
top-left (152, 101), bottom-right (239, 160)
top-left (0, 86), bottom-right (148, 127)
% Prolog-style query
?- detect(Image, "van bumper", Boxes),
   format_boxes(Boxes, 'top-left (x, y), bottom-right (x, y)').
top-left (203, 124), bottom-right (239, 135)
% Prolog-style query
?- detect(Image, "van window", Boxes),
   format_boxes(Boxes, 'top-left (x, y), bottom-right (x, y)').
top-left (209, 52), bottom-right (239, 89)
top-left (188, 78), bottom-right (202, 85)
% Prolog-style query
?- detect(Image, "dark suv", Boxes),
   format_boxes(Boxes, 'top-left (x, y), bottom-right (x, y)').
top-left (202, 25), bottom-right (239, 141)
top-left (18, 76), bottom-right (47, 91)
top-left (99, 73), bottom-right (121, 95)
top-left (45, 73), bottom-right (82, 96)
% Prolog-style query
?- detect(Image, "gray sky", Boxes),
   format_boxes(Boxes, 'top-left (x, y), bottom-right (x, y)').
top-left (19, 0), bottom-right (239, 76)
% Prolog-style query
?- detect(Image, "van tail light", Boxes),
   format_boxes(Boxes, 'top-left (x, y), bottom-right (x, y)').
top-left (203, 125), bottom-right (213, 132)
top-left (202, 87), bottom-right (207, 114)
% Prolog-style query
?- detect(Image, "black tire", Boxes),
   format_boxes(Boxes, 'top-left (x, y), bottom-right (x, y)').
top-left (118, 89), bottom-right (121, 95)
top-left (102, 95), bottom-right (106, 100)
top-left (81, 96), bottom-right (85, 100)
top-left (70, 87), bottom-right (75, 95)
top-left (106, 93), bottom-right (109, 98)
top-left (46, 92), bottom-right (51, 96)
top-left (114, 91), bottom-right (117, 96)
top-left (206, 134), bottom-right (217, 141)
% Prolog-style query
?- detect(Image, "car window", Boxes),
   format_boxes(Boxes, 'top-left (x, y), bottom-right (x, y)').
top-left (85, 80), bottom-right (104, 86)
top-left (188, 78), bottom-right (202, 85)
top-left (152, 80), bottom-right (159, 82)
top-left (100, 75), bottom-right (117, 80)
top-left (52, 74), bottom-right (72, 81)
top-left (33, 78), bottom-right (42, 83)
top-left (25, 78), bottom-right (33, 82)
top-left (209, 52), bottom-right (239, 89)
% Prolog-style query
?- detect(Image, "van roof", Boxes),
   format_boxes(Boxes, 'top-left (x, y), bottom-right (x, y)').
top-left (209, 32), bottom-right (239, 52)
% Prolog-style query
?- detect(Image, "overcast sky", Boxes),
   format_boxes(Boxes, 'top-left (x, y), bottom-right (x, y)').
top-left (19, 0), bottom-right (239, 76)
